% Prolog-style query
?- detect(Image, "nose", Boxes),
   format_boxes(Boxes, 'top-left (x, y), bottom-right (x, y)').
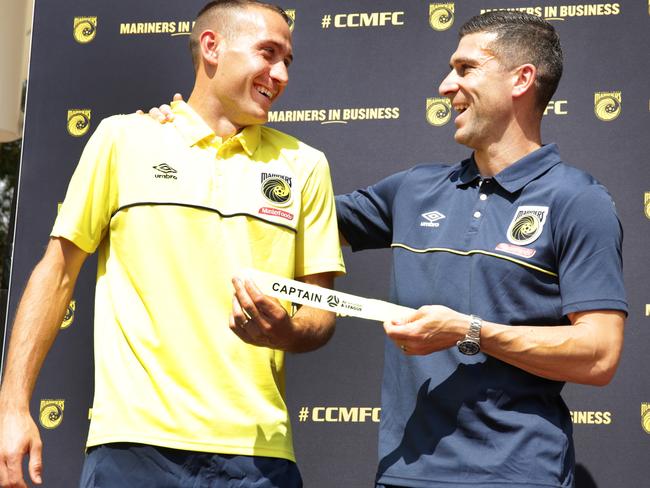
top-left (438, 69), bottom-right (458, 98)
top-left (271, 61), bottom-right (289, 86)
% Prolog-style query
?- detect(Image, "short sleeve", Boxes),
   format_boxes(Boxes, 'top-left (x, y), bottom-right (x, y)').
top-left (335, 170), bottom-right (408, 251)
top-left (294, 154), bottom-right (345, 278)
top-left (555, 185), bottom-right (627, 315)
top-left (51, 119), bottom-right (119, 253)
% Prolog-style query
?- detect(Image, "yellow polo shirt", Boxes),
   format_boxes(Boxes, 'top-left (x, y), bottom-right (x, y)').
top-left (51, 101), bottom-right (345, 461)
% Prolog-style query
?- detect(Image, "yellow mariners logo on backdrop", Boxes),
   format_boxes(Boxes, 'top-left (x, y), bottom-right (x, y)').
top-left (642, 403), bottom-right (650, 434)
top-left (39, 399), bottom-right (65, 429)
top-left (426, 98), bottom-right (451, 126)
top-left (594, 91), bottom-right (621, 121)
top-left (644, 192), bottom-right (650, 220)
top-left (261, 175), bottom-right (292, 206)
top-left (429, 3), bottom-right (455, 31)
top-left (60, 300), bottom-right (76, 329)
top-left (285, 9), bottom-right (296, 32)
top-left (67, 109), bottom-right (91, 137)
top-left (73, 17), bottom-right (97, 44)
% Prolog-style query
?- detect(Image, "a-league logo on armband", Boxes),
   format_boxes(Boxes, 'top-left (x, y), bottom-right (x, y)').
top-left (426, 98), bottom-right (451, 126)
top-left (429, 3), bottom-right (454, 31)
top-left (60, 300), bottom-right (76, 329)
top-left (642, 403), bottom-right (650, 434)
top-left (594, 91), bottom-right (621, 122)
top-left (39, 400), bottom-right (65, 430)
top-left (73, 17), bottom-right (97, 44)
top-left (644, 192), bottom-right (650, 220)
top-left (67, 109), bottom-right (91, 137)
top-left (285, 9), bottom-right (296, 32)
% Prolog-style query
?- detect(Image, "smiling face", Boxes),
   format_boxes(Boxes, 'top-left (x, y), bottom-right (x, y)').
top-left (211, 6), bottom-right (293, 129)
top-left (438, 32), bottom-right (515, 151)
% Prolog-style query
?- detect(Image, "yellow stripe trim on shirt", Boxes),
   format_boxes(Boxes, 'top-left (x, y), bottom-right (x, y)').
top-left (390, 243), bottom-right (558, 278)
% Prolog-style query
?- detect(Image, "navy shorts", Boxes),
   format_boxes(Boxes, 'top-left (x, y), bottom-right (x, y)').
top-left (79, 443), bottom-right (303, 488)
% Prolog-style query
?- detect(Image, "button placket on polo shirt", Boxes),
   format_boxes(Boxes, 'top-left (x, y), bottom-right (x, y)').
top-left (466, 178), bottom-right (492, 236)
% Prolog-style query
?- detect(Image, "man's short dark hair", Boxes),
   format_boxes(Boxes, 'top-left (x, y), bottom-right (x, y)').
top-left (190, 0), bottom-right (290, 71)
top-left (459, 11), bottom-right (563, 112)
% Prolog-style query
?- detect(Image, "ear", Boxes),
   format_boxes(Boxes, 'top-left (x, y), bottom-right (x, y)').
top-left (199, 29), bottom-right (223, 67)
top-left (511, 63), bottom-right (536, 99)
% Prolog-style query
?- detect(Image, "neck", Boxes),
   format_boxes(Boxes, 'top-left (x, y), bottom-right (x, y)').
top-left (474, 112), bottom-right (542, 177)
top-left (187, 85), bottom-right (241, 140)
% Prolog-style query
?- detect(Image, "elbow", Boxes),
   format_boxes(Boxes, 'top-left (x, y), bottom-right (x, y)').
top-left (584, 356), bottom-right (620, 387)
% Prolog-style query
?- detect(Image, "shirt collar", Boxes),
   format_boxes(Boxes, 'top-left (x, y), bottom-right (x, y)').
top-left (454, 144), bottom-right (562, 193)
top-left (454, 157), bottom-right (481, 187)
top-left (493, 144), bottom-right (562, 193)
top-left (171, 101), bottom-right (261, 156)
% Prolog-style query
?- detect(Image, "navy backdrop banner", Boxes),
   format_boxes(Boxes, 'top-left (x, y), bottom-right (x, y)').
top-left (2, 1), bottom-right (649, 486)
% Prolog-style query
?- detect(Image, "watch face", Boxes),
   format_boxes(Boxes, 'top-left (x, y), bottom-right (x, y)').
top-left (458, 340), bottom-right (480, 355)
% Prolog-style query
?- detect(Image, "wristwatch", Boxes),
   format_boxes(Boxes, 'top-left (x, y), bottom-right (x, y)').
top-left (457, 314), bottom-right (482, 355)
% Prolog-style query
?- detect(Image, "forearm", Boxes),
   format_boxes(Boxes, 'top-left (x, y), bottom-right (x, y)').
top-left (388, 307), bottom-right (624, 386)
top-left (286, 306), bottom-right (335, 353)
top-left (480, 311), bottom-right (624, 385)
top-left (0, 239), bottom-right (86, 410)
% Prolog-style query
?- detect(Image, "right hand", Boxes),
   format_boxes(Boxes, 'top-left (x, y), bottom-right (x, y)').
top-left (0, 410), bottom-right (43, 487)
top-left (136, 93), bottom-right (184, 123)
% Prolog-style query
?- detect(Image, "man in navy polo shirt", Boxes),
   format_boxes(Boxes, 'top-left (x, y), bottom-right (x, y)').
top-left (336, 11), bottom-right (626, 488)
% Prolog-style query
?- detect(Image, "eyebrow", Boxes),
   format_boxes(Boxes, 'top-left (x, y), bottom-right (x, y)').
top-left (449, 56), bottom-right (477, 69)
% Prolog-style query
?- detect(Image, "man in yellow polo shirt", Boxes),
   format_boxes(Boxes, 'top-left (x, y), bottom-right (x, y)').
top-left (0, 2), bottom-right (344, 487)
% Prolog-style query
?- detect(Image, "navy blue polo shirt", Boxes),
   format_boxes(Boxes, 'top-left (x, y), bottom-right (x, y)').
top-left (336, 144), bottom-right (627, 488)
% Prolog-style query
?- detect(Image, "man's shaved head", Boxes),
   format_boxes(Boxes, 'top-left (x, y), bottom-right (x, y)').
top-left (189, 0), bottom-right (290, 71)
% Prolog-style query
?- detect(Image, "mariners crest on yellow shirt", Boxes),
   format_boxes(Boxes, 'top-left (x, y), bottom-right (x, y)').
top-left (426, 98), bottom-right (451, 126)
top-left (258, 170), bottom-right (295, 221)
top-left (429, 3), bottom-right (455, 31)
top-left (39, 399), bottom-right (65, 429)
top-left (73, 17), bottom-right (97, 44)
top-left (67, 109), bottom-right (92, 137)
top-left (644, 192), bottom-right (650, 220)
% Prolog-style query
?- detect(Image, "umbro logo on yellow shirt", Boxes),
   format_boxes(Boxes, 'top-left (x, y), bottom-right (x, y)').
top-left (153, 163), bottom-right (178, 180)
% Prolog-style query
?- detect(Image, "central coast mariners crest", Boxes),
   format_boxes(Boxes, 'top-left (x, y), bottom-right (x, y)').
top-left (507, 206), bottom-right (548, 246)
top-left (40, 399), bottom-right (65, 429)
top-left (73, 17), bottom-right (97, 44)
top-left (426, 98), bottom-right (451, 126)
top-left (285, 9), bottom-right (296, 32)
top-left (429, 3), bottom-right (455, 31)
top-left (60, 300), bottom-right (76, 329)
top-left (594, 91), bottom-right (621, 121)
top-left (642, 403), bottom-right (650, 434)
top-left (261, 172), bottom-right (293, 207)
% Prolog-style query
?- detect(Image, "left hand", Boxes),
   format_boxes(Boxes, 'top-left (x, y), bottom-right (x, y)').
top-left (229, 276), bottom-right (295, 350)
top-left (384, 305), bottom-right (466, 355)
top-left (135, 93), bottom-right (183, 122)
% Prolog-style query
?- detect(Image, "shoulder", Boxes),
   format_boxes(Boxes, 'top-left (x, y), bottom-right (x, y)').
top-left (259, 126), bottom-right (325, 164)
top-left (408, 162), bottom-right (457, 178)
top-left (544, 163), bottom-right (620, 236)
top-left (546, 162), bottom-right (614, 206)
top-left (90, 113), bottom-right (165, 141)
top-left (385, 161), bottom-right (457, 194)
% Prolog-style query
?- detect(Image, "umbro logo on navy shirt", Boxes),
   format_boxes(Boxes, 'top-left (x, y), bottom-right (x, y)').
top-left (153, 163), bottom-right (178, 180)
top-left (420, 211), bottom-right (446, 228)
